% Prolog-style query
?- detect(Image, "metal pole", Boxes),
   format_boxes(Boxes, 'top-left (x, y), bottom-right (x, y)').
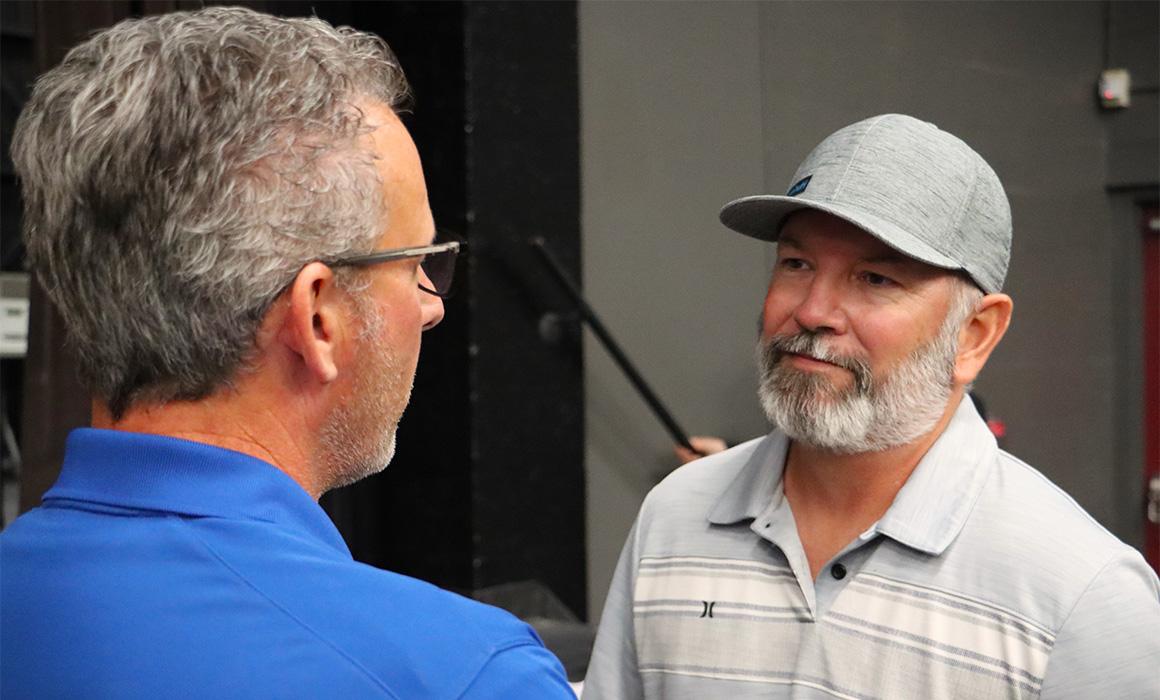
top-left (531, 238), bottom-right (702, 456)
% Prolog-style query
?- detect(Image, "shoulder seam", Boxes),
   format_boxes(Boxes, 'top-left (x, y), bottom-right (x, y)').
top-left (174, 516), bottom-right (400, 699)
top-left (996, 452), bottom-right (1122, 542)
top-left (1038, 553), bottom-right (1126, 686)
top-left (453, 639), bottom-right (559, 700)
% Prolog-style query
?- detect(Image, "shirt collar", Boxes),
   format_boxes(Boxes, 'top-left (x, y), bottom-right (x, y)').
top-left (707, 396), bottom-right (996, 556)
top-left (874, 396), bottom-right (996, 554)
top-left (708, 431), bottom-right (790, 525)
top-left (44, 428), bottom-right (350, 556)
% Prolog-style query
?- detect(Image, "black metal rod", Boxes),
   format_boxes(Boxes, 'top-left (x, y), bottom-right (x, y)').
top-left (531, 238), bottom-right (701, 456)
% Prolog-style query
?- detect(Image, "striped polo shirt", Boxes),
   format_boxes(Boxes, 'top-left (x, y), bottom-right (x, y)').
top-left (584, 398), bottom-right (1160, 699)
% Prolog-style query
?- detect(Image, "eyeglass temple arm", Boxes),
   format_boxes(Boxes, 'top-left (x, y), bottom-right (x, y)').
top-left (530, 237), bottom-right (703, 457)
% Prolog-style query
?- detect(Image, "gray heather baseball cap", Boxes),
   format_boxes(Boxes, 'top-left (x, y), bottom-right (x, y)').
top-left (719, 114), bottom-right (1011, 293)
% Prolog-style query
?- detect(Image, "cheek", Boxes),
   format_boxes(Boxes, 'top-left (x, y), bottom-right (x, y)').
top-left (853, 316), bottom-right (924, 370)
top-left (368, 284), bottom-right (425, 361)
top-left (387, 296), bottom-right (425, 356)
top-left (760, 286), bottom-right (795, 337)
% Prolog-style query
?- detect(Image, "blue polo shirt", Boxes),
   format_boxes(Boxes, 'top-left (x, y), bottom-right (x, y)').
top-left (0, 429), bottom-right (574, 699)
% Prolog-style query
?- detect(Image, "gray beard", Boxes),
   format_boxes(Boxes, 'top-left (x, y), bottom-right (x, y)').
top-left (756, 315), bottom-right (960, 454)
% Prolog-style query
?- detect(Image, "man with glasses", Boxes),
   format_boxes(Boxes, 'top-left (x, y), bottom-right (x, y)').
top-left (0, 8), bottom-right (572, 698)
top-left (585, 114), bottom-right (1160, 698)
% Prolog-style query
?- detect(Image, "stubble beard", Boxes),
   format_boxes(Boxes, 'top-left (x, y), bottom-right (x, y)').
top-left (755, 312), bottom-right (961, 454)
top-left (318, 306), bottom-right (413, 493)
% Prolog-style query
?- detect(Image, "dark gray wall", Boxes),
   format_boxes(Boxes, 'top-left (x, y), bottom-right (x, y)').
top-left (581, 0), bottom-right (1158, 620)
top-left (580, 1), bottom-right (768, 618)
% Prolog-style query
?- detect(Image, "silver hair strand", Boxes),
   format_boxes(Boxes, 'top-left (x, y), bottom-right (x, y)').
top-left (12, 7), bottom-right (410, 418)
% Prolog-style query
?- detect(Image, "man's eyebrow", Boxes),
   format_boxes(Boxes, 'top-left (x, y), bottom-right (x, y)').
top-left (863, 251), bottom-right (911, 265)
top-left (777, 234), bottom-right (802, 249)
top-left (778, 234), bottom-right (913, 267)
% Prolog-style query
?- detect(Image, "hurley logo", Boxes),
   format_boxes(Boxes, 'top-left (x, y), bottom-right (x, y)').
top-left (786, 176), bottom-right (812, 197)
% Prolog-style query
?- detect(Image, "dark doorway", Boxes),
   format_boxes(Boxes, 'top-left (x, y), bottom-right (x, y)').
top-left (1142, 205), bottom-right (1159, 573)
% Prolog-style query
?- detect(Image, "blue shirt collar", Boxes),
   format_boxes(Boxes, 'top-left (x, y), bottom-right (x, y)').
top-left (708, 396), bottom-right (996, 556)
top-left (44, 428), bottom-right (351, 556)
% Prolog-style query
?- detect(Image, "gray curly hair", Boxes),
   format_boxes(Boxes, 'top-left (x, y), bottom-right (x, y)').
top-left (11, 7), bottom-right (410, 419)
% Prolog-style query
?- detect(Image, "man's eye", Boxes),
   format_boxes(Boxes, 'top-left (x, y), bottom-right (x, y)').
top-left (861, 271), bottom-right (896, 287)
top-left (779, 257), bottom-right (808, 270)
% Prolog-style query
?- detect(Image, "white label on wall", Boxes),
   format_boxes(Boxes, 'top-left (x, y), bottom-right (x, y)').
top-left (0, 296), bottom-right (29, 358)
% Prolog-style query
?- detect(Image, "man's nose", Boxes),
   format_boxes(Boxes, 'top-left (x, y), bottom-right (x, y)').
top-left (792, 279), bottom-right (846, 334)
top-left (418, 268), bottom-right (445, 330)
top-left (421, 294), bottom-right (444, 330)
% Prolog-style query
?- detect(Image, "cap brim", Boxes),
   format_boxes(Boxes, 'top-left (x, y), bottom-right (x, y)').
top-left (719, 195), bottom-right (962, 273)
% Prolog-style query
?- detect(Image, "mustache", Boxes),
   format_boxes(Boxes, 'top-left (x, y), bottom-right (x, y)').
top-left (763, 332), bottom-right (873, 394)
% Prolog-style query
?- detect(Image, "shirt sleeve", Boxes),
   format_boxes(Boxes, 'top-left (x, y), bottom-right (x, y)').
top-left (461, 641), bottom-right (576, 699)
top-left (1039, 550), bottom-right (1160, 699)
top-left (582, 519), bottom-right (644, 700)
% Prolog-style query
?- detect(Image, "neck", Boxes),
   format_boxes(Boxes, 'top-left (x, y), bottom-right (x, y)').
top-left (91, 379), bottom-right (323, 500)
top-left (783, 389), bottom-right (965, 577)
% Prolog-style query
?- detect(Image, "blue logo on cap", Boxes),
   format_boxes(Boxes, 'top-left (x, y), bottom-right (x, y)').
top-left (786, 176), bottom-right (811, 197)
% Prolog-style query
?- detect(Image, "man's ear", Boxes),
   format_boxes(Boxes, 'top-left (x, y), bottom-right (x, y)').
top-left (954, 292), bottom-right (1013, 386)
top-left (276, 262), bottom-right (348, 384)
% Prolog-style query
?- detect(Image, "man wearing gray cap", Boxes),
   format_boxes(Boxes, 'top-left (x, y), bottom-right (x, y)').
top-left (584, 114), bottom-right (1160, 699)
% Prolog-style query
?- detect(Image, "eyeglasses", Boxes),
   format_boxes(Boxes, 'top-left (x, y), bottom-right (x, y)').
top-left (324, 233), bottom-right (463, 298)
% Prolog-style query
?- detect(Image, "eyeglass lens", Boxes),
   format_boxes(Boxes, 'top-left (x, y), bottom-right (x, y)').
top-left (419, 237), bottom-right (460, 296)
